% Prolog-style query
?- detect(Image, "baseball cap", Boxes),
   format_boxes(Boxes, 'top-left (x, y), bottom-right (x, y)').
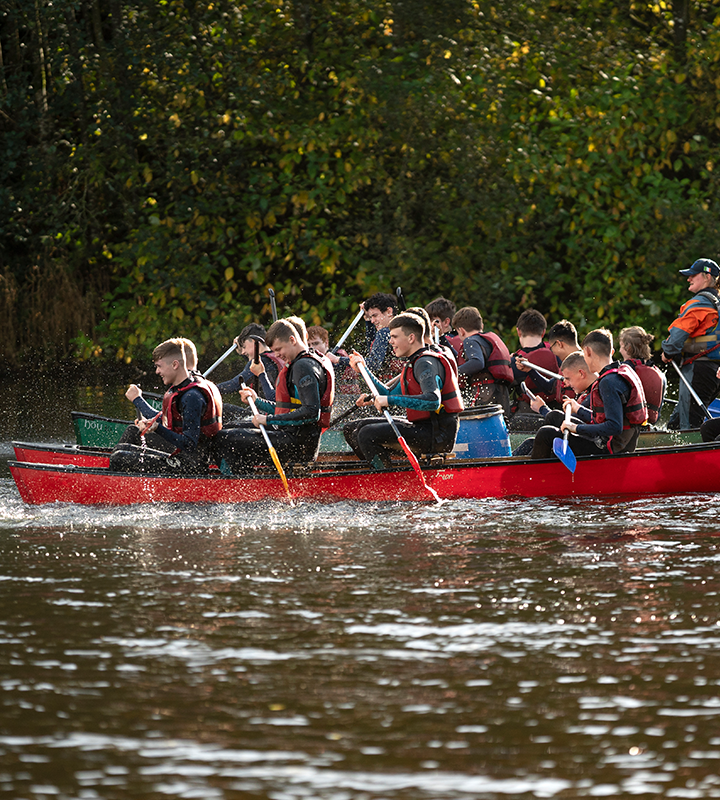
top-left (679, 258), bottom-right (720, 277)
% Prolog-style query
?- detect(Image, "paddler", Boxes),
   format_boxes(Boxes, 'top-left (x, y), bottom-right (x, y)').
top-left (512, 351), bottom-right (597, 456)
top-left (109, 337), bottom-right (223, 474)
top-left (511, 309), bottom-right (562, 416)
top-left (619, 326), bottom-right (666, 425)
top-left (514, 317), bottom-right (582, 415)
top-left (216, 324), bottom-right (283, 402)
top-left (424, 296), bottom-right (461, 353)
top-left (212, 318), bottom-right (334, 472)
top-left (328, 293), bottom-right (402, 382)
top-left (661, 258), bottom-right (720, 430)
top-left (529, 329), bottom-right (647, 459)
top-left (451, 306), bottom-right (513, 412)
top-left (342, 312), bottom-right (463, 468)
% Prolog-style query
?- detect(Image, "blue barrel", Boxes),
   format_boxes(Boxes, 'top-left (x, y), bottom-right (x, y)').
top-left (453, 404), bottom-right (511, 459)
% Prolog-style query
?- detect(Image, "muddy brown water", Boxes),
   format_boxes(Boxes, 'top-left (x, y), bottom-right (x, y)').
top-left (1, 379), bottom-right (720, 799)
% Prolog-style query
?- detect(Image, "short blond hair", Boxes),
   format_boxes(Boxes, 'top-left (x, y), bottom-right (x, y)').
top-left (152, 338), bottom-right (187, 365)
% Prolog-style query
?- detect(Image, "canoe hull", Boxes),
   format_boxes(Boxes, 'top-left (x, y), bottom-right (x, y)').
top-left (13, 441), bottom-right (110, 468)
top-left (9, 442), bottom-right (720, 505)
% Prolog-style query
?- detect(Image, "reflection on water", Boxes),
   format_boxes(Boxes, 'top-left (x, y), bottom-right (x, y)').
top-left (2, 382), bottom-right (720, 797)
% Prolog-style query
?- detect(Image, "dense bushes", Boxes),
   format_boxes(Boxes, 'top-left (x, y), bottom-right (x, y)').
top-left (2, 0), bottom-right (720, 365)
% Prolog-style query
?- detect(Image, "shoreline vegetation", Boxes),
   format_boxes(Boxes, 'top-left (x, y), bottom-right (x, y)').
top-left (3, 1), bottom-right (720, 367)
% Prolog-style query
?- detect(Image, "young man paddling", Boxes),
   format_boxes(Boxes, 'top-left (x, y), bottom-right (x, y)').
top-left (514, 316), bottom-right (582, 415)
top-left (328, 293), bottom-right (402, 381)
top-left (213, 319), bottom-right (335, 471)
top-left (110, 338), bottom-right (223, 474)
top-left (216, 323), bottom-right (283, 401)
top-left (343, 312), bottom-right (464, 468)
top-left (513, 351), bottom-right (597, 456)
top-left (451, 306), bottom-right (513, 411)
top-left (529, 329), bottom-right (647, 460)
top-left (511, 309), bottom-right (562, 415)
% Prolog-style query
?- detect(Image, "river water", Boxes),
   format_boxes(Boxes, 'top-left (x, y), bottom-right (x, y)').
top-left (2, 378), bottom-right (720, 799)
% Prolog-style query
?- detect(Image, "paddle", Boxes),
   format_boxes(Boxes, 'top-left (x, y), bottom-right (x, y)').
top-left (251, 336), bottom-right (261, 395)
top-left (552, 404), bottom-right (577, 474)
top-left (241, 383), bottom-right (294, 505)
top-left (670, 359), bottom-right (711, 421)
top-left (268, 287), bottom-right (278, 322)
top-left (332, 306), bottom-right (365, 355)
top-left (203, 343), bottom-right (236, 378)
top-left (521, 381), bottom-right (538, 404)
top-left (516, 357), bottom-right (562, 381)
top-left (325, 402), bottom-right (365, 431)
top-left (356, 361), bottom-right (442, 504)
top-left (396, 286), bottom-right (407, 312)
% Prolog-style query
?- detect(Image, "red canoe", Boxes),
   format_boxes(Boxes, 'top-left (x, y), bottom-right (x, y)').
top-left (9, 441), bottom-right (720, 505)
top-left (13, 441), bottom-right (110, 468)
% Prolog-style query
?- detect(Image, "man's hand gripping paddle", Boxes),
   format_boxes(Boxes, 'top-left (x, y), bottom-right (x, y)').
top-left (356, 361), bottom-right (443, 504)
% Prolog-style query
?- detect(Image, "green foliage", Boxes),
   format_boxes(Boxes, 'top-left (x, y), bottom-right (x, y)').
top-left (3, 0), bottom-right (720, 364)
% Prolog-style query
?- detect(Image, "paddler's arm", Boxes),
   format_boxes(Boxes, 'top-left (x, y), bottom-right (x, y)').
top-left (130, 392), bottom-right (161, 420)
top-left (215, 370), bottom-right (244, 395)
top-left (457, 337), bottom-right (487, 375)
top-left (365, 327), bottom-right (391, 374)
top-left (348, 351), bottom-right (391, 395)
top-left (661, 327), bottom-right (689, 361)
top-left (257, 372), bottom-right (275, 401)
top-left (525, 369), bottom-right (556, 394)
top-left (572, 374), bottom-right (627, 438)
top-left (254, 396), bottom-right (276, 414)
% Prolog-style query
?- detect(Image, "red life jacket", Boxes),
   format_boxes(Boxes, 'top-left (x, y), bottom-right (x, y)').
top-left (444, 333), bottom-right (464, 358)
top-left (624, 358), bottom-right (664, 424)
top-left (515, 343), bottom-right (562, 403)
top-left (589, 363), bottom-right (648, 432)
top-left (273, 350), bottom-right (335, 428)
top-left (456, 332), bottom-right (513, 384)
top-left (429, 343), bottom-right (459, 377)
top-left (400, 348), bottom-right (464, 422)
top-left (161, 376), bottom-right (223, 438)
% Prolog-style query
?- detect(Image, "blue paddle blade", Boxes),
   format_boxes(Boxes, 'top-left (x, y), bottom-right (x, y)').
top-left (553, 435), bottom-right (577, 474)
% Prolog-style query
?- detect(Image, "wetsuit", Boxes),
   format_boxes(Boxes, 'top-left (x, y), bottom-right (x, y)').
top-left (213, 350), bottom-right (333, 472)
top-left (110, 377), bottom-right (221, 474)
top-left (457, 333), bottom-right (511, 412)
top-left (343, 349), bottom-right (462, 468)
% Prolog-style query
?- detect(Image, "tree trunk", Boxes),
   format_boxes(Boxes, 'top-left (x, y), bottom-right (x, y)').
top-left (672, 0), bottom-right (689, 63)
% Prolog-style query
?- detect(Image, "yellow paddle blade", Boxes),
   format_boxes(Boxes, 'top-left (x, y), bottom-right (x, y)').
top-left (268, 444), bottom-right (294, 505)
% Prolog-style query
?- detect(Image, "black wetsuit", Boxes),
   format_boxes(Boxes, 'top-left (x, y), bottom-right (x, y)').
top-left (343, 353), bottom-right (460, 468)
top-left (213, 353), bottom-right (329, 472)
